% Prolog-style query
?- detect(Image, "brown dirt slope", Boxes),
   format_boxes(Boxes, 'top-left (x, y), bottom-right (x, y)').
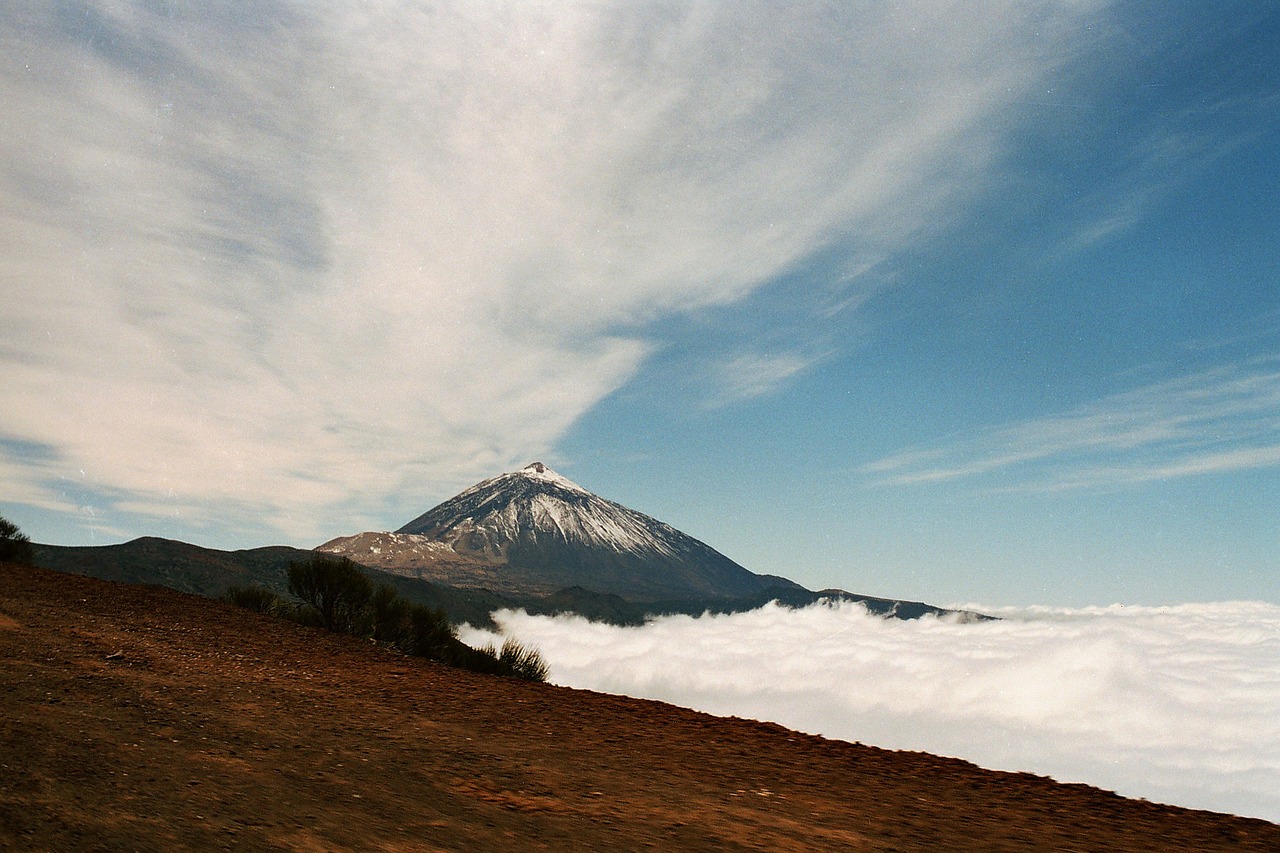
top-left (1, 562), bottom-right (1275, 852)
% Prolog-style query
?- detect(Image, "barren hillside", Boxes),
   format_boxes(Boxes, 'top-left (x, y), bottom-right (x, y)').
top-left (1, 563), bottom-right (1275, 852)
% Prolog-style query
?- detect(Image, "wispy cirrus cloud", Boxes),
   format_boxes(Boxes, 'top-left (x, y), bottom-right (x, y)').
top-left (1055, 120), bottom-right (1257, 258)
top-left (702, 351), bottom-right (821, 408)
top-left (1, 1), bottom-right (1113, 544)
top-left (865, 358), bottom-right (1280, 490)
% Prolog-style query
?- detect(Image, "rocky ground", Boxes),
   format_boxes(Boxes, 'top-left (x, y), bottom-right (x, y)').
top-left (2, 562), bottom-right (1276, 852)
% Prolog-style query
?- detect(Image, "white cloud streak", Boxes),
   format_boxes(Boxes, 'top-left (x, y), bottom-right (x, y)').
top-left (703, 351), bottom-right (819, 407)
top-left (864, 358), bottom-right (1280, 490)
top-left (461, 600), bottom-right (1280, 822)
top-left (1, 1), bottom-right (1109, 542)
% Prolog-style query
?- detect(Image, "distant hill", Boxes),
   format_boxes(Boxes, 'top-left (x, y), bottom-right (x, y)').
top-left (32, 537), bottom-right (310, 597)
top-left (31, 537), bottom-right (511, 627)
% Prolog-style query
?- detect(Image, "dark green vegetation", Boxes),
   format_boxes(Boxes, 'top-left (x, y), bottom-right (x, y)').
top-left (226, 554), bottom-right (548, 681)
top-left (0, 514), bottom-right (34, 566)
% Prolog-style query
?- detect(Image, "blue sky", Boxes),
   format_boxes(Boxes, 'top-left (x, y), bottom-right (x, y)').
top-left (2, 1), bottom-right (1277, 606)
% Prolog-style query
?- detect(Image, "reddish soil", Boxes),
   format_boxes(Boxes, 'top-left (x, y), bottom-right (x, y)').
top-left (2, 562), bottom-right (1276, 852)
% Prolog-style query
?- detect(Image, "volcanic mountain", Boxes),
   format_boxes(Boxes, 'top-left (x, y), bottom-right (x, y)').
top-left (319, 462), bottom-right (803, 601)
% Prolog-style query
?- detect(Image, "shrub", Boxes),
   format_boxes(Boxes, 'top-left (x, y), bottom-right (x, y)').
top-left (280, 555), bottom-right (548, 682)
top-left (287, 555), bottom-right (373, 635)
top-left (465, 638), bottom-right (549, 682)
top-left (0, 514), bottom-right (35, 566)
top-left (370, 584), bottom-right (412, 646)
top-left (453, 641), bottom-right (507, 676)
top-left (404, 603), bottom-right (456, 660)
top-left (497, 637), bottom-right (550, 682)
top-left (225, 584), bottom-right (291, 617)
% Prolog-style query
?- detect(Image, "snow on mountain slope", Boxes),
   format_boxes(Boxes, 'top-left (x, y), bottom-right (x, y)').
top-left (317, 531), bottom-right (455, 562)
top-left (399, 463), bottom-right (683, 558)
top-left (321, 462), bottom-right (801, 601)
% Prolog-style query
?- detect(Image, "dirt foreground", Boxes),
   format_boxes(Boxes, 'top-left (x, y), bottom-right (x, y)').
top-left (1, 563), bottom-right (1276, 852)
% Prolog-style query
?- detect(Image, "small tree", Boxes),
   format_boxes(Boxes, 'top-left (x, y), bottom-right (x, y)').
top-left (287, 555), bottom-right (373, 635)
top-left (0, 514), bottom-right (35, 565)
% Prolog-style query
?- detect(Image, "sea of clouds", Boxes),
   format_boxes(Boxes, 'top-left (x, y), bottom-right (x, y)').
top-left (460, 600), bottom-right (1280, 822)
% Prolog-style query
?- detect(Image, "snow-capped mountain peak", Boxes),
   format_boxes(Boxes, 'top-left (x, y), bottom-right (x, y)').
top-left (397, 462), bottom-right (674, 557)
top-left (317, 462), bottom-right (803, 601)
top-left (315, 463), bottom-right (977, 620)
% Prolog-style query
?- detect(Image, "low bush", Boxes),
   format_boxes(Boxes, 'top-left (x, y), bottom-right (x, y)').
top-left (370, 584), bottom-right (411, 645)
top-left (416, 605), bottom-right (460, 658)
top-left (496, 637), bottom-right (551, 682)
top-left (224, 584), bottom-right (291, 617)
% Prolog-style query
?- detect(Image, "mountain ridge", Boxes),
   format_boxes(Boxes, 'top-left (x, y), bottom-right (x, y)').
top-left (32, 463), bottom-right (989, 623)
top-left (32, 535), bottom-right (986, 626)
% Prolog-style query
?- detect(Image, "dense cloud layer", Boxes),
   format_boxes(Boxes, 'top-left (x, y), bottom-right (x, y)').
top-left (461, 600), bottom-right (1280, 821)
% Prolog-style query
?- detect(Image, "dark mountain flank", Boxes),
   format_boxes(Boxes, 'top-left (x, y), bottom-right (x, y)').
top-left (31, 537), bottom-right (511, 628)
